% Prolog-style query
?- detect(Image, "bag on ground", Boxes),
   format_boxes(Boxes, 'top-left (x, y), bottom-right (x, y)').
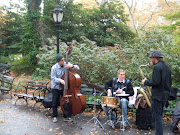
top-left (136, 106), bottom-right (154, 130)
top-left (42, 93), bottom-right (52, 108)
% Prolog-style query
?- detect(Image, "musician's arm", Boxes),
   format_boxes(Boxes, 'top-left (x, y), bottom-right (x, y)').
top-left (51, 66), bottom-right (60, 83)
top-left (125, 81), bottom-right (134, 96)
top-left (51, 66), bottom-right (64, 85)
top-left (107, 89), bottom-right (112, 96)
top-left (105, 79), bottom-right (113, 96)
top-left (72, 64), bottom-right (80, 70)
top-left (66, 62), bottom-right (80, 70)
top-left (105, 79), bottom-right (113, 90)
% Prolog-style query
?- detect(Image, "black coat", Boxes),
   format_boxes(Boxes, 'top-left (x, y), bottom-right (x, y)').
top-left (144, 61), bottom-right (172, 102)
top-left (171, 101), bottom-right (180, 132)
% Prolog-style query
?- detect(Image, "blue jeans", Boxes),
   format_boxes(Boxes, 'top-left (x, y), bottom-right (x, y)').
top-left (151, 100), bottom-right (165, 135)
top-left (102, 98), bottom-right (129, 122)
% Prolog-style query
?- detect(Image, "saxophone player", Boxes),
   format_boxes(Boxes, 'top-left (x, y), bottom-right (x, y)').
top-left (142, 50), bottom-right (172, 135)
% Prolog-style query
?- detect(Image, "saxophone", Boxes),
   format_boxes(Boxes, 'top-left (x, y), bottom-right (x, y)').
top-left (138, 63), bottom-right (152, 107)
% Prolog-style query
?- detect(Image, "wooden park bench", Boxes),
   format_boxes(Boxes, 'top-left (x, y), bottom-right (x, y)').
top-left (80, 83), bottom-right (137, 118)
top-left (80, 83), bottom-right (106, 117)
top-left (80, 84), bottom-right (180, 115)
top-left (0, 63), bottom-right (11, 76)
top-left (0, 74), bottom-right (15, 98)
top-left (14, 80), bottom-right (49, 109)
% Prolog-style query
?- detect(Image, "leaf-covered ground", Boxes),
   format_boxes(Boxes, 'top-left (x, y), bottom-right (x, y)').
top-left (0, 93), bottom-right (176, 135)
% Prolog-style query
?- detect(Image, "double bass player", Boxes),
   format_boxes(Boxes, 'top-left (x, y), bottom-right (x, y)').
top-left (51, 53), bottom-right (80, 123)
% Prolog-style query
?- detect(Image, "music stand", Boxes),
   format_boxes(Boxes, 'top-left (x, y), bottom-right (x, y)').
top-left (80, 88), bottom-right (105, 132)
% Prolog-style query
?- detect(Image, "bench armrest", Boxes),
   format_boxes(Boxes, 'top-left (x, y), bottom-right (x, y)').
top-left (32, 87), bottom-right (48, 98)
top-left (32, 87), bottom-right (42, 98)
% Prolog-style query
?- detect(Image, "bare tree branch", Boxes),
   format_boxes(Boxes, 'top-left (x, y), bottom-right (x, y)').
top-left (122, 0), bottom-right (140, 35)
top-left (165, 0), bottom-right (170, 7)
top-left (141, 8), bottom-right (158, 29)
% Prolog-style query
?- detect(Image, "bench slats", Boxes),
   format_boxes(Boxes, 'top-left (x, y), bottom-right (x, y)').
top-left (0, 74), bottom-right (14, 98)
top-left (14, 80), bottom-right (49, 108)
top-left (14, 93), bottom-right (27, 97)
top-left (0, 86), bottom-right (10, 91)
top-left (26, 84), bottom-right (47, 88)
top-left (27, 81), bottom-right (49, 85)
top-left (80, 84), bottom-right (180, 114)
top-left (13, 80), bottom-right (180, 114)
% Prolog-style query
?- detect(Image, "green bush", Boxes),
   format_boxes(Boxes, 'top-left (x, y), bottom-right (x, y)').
top-left (0, 56), bottom-right (10, 63)
top-left (10, 55), bottom-right (35, 75)
top-left (34, 31), bottom-right (179, 88)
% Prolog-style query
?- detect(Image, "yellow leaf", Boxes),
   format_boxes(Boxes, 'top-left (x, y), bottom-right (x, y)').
top-left (0, 120), bottom-right (4, 123)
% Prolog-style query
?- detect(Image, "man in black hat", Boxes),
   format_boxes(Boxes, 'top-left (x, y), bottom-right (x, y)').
top-left (51, 53), bottom-right (80, 123)
top-left (142, 50), bottom-right (172, 135)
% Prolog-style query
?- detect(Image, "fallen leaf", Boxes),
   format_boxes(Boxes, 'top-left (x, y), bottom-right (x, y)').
top-left (48, 128), bottom-right (52, 132)
top-left (0, 120), bottom-right (4, 123)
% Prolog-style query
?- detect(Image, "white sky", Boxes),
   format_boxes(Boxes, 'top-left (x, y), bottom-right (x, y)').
top-left (0, 0), bottom-right (155, 7)
top-left (0, 0), bottom-right (24, 6)
top-left (1, 0), bottom-right (178, 11)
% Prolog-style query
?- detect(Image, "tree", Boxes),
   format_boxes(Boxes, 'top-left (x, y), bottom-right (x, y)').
top-left (42, 0), bottom-right (135, 47)
top-left (160, 11), bottom-right (180, 54)
top-left (0, 4), bottom-right (25, 56)
top-left (78, 0), bottom-right (136, 46)
top-left (19, 0), bottom-right (42, 69)
top-left (42, 0), bottom-right (85, 43)
top-left (117, 0), bottom-right (180, 35)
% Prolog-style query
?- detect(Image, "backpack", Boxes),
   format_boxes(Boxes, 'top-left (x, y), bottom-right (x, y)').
top-left (169, 87), bottom-right (178, 100)
top-left (42, 93), bottom-right (52, 108)
top-left (42, 91), bottom-right (72, 118)
top-left (136, 105), bottom-right (154, 130)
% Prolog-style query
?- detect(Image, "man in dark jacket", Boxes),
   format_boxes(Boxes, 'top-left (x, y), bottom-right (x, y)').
top-left (142, 50), bottom-right (172, 135)
top-left (102, 69), bottom-right (134, 128)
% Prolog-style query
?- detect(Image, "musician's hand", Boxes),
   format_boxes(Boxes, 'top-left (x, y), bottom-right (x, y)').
top-left (60, 79), bottom-right (65, 85)
top-left (107, 89), bottom-right (112, 97)
top-left (142, 78), bottom-right (147, 85)
top-left (65, 64), bottom-right (73, 69)
top-left (116, 88), bottom-right (123, 94)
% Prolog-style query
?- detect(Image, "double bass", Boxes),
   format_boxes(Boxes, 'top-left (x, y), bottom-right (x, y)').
top-left (60, 42), bottom-right (86, 115)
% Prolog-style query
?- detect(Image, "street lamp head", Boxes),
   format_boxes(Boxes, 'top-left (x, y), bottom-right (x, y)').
top-left (52, 7), bottom-right (64, 23)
